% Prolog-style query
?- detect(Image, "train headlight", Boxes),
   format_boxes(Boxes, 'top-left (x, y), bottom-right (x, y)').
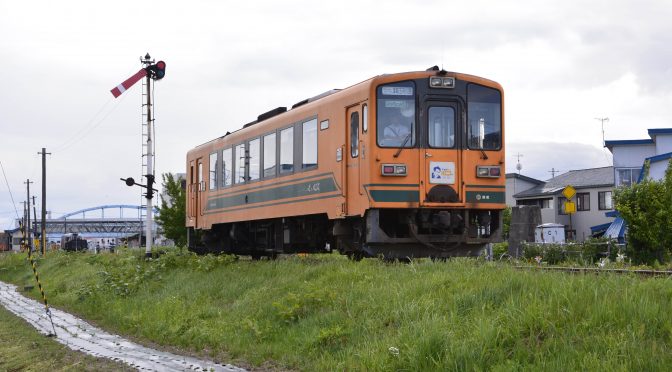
top-left (429, 77), bottom-right (455, 89)
top-left (476, 166), bottom-right (501, 178)
top-left (382, 164), bottom-right (407, 176)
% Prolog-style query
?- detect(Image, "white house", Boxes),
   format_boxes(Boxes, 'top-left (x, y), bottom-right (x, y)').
top-left (505, 173), bottom-right (543, 207)
top-left (512, 167), bottom-right (615, 242)
top-left (605, 128), bottom-right (672, 183)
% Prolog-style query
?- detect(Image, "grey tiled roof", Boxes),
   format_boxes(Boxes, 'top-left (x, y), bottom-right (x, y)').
top-left (513, 166), bottom-right (614, 198)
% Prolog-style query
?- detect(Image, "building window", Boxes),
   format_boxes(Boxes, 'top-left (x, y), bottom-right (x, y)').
top-left (576, 192), bottom-right (590, 211)
top-left (234, 144), bottom-right (245, 184)
top-left (302, 119), bottom-right (318, 169)
top-left (541, 199), bottom-right (552, 209)
top-left (263, 133), bottom-right (276, 178)
top-left (222, 148), bottom-right (232, 187)
top-left (248, 138), bottom-right (260, 181)
top-left (616, 168), bottom-right (641, 186)
top-left (599, 191), bottom-right (613, 210)
top-left (280, 127), bottom-right (294, 174)
top-left (209, 152), bottom-right (217, 190)
top-left (558, 197), bottom-right (566, 215)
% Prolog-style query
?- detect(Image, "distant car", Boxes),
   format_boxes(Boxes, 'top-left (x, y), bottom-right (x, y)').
top-left (61, 233), bottom-right (88, 252)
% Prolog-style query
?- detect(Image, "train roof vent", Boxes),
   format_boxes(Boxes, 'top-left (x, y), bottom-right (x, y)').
top-left (244, 107), bottom-right (287, 128)
top-left (257, 106), bottom-right (287, 122)
top-left (291, 89), bottom-right (341, 109)
top-left (426, 66), bottom-right (440, 71)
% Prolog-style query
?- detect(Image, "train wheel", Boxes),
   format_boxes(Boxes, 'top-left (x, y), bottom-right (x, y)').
top-left (347, 251), bottom-right (363, 261)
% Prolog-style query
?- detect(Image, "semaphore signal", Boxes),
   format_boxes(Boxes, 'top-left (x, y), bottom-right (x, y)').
top-left (110, 53), bottom-right (166, 258)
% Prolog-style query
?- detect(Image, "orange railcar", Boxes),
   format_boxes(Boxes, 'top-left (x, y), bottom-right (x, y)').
top-left (186, 67), bottom-right (505, 259)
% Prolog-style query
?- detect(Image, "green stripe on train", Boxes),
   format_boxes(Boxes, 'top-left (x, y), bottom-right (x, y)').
top-left (206, 177), bottom-right (338, 211)
top-left (465, 191), bottom-right (505, 203)
top-left (369, 190), bottom-right (420, 203)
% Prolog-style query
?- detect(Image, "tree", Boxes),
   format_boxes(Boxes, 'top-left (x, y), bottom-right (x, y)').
top-left (156, 173), bottom-right (187, 247)
top-left (613, 159), bottom-right (672, 264)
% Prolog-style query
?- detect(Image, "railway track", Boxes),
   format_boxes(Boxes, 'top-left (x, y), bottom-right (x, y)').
top-left (514, 265), bottom-right (672, 277)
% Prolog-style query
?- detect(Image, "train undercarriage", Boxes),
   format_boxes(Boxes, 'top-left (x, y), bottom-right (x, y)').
top-left (188, 208), bottom-right (502, 260)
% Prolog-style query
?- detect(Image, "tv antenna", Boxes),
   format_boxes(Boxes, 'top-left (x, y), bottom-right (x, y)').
top-left (595, 117), bottom-right (609, 146)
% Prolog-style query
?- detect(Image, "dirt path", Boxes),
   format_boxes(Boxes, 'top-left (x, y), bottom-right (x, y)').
top-left (0, 281), bottom-right (245, 372)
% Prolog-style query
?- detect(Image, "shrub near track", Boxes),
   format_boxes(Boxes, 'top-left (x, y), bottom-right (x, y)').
top-left (1, 249), bottom-right (672, 371)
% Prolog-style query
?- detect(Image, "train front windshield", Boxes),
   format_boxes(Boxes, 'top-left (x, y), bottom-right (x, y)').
top-left (376, 79), bottom-right (502, 150)
top-left (376, 81), bottom-right (416, 148)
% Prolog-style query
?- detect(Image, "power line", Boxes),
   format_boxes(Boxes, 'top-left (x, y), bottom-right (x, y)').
top-left (0, 160), bottom-right (20, 222)
top-left (52, 95), bottom-right (127, 153)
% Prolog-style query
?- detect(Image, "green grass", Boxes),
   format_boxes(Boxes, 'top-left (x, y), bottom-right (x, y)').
top-left (1, 249), bottom-right (672, 371)
top-left (0, 299), bottom-right (133, 371)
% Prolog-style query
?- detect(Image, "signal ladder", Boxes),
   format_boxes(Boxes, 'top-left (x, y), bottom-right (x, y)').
top-left (140, 77), bottom-right (155, 226)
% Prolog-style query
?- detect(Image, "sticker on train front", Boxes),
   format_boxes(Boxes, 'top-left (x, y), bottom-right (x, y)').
top-left (429, 161), bottom-right (455, 184)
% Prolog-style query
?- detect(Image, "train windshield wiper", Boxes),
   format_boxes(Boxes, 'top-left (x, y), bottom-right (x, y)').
top-left (393, 131), bottom-right (412, 158)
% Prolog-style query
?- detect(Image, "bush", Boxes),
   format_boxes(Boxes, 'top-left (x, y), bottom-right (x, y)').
top-left (492, 242), bottom-right (508, 259)
top-left (614, 159), bottom-right (672, 264)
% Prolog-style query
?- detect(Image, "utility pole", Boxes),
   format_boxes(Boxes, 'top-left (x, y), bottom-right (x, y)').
top-left (595, 117), bottom-right (609, 147)
top-left (38, 148), bottom-right (51, 255)
top-left (548, 168), bottom-right (561, 178)
top-left (32, 195), bottom-right (39, 252)
top-left (24, 179), bottom-right (33, 252)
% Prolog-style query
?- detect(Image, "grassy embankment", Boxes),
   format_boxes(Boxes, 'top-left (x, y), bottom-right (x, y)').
top-left (1, 249), bottom-right (671, 371)
top-left (0, 298), bottom-right (132, 371)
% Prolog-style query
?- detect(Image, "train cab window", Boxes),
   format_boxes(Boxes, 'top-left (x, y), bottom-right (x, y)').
top-left (222, 148), bottom-right (232, 187)
top-left (350, 112), bottom-right (359, 157)
top-left (428, 107), bottom-right (455, 148)
top-left (249, 138), bottom-right (260, 181)
top-left (209, 152), bottom-right (217, 190)
top-left (302, 118), bottom-right (318, 169)
top-left (376, 81), bottom-right (416, 148)
top-left (362, 104), bottom-right (368, 132)
top-left (234, 144), bottom-right (246, 184)
top-left (263, 133), bottom-right (276, 177)
top-left (280, 127), bottom-right (294, 174)
top-left (467, 84), bottom-right (502, 150)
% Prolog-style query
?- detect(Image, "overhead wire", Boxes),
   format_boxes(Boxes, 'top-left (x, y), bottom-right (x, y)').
top-left (52, 93), bottom-right (128, 153)
top-left (1, 160), bottom-right (21, 228)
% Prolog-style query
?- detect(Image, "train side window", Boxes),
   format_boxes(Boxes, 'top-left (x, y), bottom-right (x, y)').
top-left (209, 152), bottom-right (217, 190)
top-left (249, 138), bottom-right (260, 181)
top-left (263, 133), bottom-right (276, 178)
top-left (234, 143), bottom-right (246, 184)
top-left (302, 118), bottom-right (317, 169)
top-left (222, 148), bottom-right (232, 187)
top-left (362, 104), bottom-right (368, 132)
top-left (198, 161), bottom-right (204, 190)
top-left (350, 111), bottom-right (359, 157)
top-left (280, 127), bottom-right (294, 174)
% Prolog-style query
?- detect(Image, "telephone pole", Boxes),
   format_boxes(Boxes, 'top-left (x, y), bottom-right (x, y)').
top-left (24, 179), bottom-right (33, 252)
top-left (38, 148), bottom-right (51, 255)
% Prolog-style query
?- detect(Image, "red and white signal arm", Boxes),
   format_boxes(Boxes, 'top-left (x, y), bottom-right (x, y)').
top-left (110, 69), bottom-right (148, 98)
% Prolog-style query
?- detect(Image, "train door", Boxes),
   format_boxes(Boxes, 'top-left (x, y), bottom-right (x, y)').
top-left (420, 101), bottom-right (462, 205)
top-left (345, 106), bottom-right (360, 214)
top-left (188, 160), bottom-right (196, 225)
top-left (197, 158), bottom-right (205, 218)
top-left (188, 158), bottom-right (204, 226)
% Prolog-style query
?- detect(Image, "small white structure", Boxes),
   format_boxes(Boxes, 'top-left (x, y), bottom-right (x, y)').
top-left (535, 223), bottom-right (566, 244)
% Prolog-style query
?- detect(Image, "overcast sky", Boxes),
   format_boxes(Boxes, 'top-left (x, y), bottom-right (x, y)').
top-left (1, 0), bottom-right (671, 229)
